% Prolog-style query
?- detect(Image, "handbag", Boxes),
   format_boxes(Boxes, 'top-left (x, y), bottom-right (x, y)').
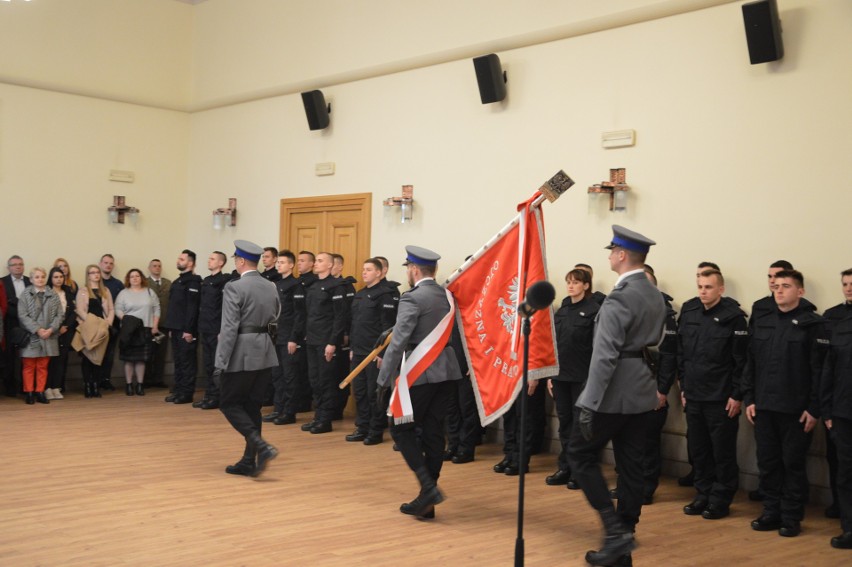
top-left (9, 327), bottom-right (32, 349)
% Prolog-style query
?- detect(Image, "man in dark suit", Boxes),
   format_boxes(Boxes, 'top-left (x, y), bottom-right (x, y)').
top-left (146, 259), bottom-right (172, 388)
top-left (215, 240), bottom-right (281, 478)
top-left (2, 255), bottom-right (31, 396)
top-left (377, 246), bottom-right (462, 520)
top-left (163, 250), bottom-right (203, 404)
top-left (567, 226), bottom-right (666, 566)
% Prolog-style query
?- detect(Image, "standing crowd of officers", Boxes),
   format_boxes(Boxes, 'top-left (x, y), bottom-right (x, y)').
top-left (3, 246), bottom-right (852, 554)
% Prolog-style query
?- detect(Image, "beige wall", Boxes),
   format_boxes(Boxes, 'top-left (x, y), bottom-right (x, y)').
top-left (1, 0), bottom-right (850, 499)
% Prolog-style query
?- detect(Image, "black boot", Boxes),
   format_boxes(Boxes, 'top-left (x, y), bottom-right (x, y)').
top-left (126, 384), bottom-right (134, 396)
top-left (83, 382), bottom-right (92, 398)
top-left (248, 432), bottom-right (278, 477)
top-left (584, 507), bottom-right (635, 566)
top-left (35, 391), bottom-right (50, 404)
top-left (91, 382), bottom-right (102, 398)
top-left (136, 383), bottom-right (145, 396)
top-left (25, 392), bottom-right (35, 405)
top-left (100, 379), bottom-right (116, 391)
top-left (401, 467), bottom-right (444, 518)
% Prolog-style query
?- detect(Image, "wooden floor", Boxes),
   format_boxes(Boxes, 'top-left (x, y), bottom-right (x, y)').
top-left (0, 390), bottom-right (847, 567)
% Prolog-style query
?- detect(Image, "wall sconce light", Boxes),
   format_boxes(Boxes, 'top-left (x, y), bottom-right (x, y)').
top-left (384, 185), bottom-right (414, 223)
top-left (588, 168), bottom-right (630, 213)
top-left (108, 195), bottom-right (140, 224)
top-left (212, 198), bottom-right (237, 230)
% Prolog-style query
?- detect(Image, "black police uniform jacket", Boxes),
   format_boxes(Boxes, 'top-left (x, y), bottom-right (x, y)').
top-left (198, 271), bottom-right (233, 335)
top-left (349, 279), bottom-right (400, 356)
top-left (821, 302), bottom-right (852, 421)
top-left (553, 295), bottom-right (599, 384)
top-left (742, 303), bottom-right (826, 417)
top-left (297, 274), bottom-right (351, 347)
top-left (275, 274), bottom-right (301, 347)
top-left (677, 296), bottom-right (748, 402)
top-left (164, 271), bottom-right (202, 335)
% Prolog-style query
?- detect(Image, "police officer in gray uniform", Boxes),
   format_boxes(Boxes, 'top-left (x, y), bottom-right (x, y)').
top-left (214, 240), bottom-right (281, 478)
top-left (377, 246), bottom-right (462, 520)
top-left (567, 226), bottom-right (666, 566)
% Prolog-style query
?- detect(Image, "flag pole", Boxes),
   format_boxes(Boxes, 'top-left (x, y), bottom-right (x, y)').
top-left (443, 170), bottom-right (574, 288)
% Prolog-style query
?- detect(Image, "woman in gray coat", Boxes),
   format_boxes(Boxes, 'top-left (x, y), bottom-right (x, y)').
top-left (18, 267), bottom-right (64, 404)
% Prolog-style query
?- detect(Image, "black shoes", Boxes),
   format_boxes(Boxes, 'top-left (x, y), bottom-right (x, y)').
top-left (200, 400), bottom-right (219, 409)
top-left (253, 443), bottom-right (279, 477)
top-left (172, 396), bottom-right (193, 404)
top-left (225, 460), bottom-right (256, 477)
top-left (100, 380), bottom-right (116, 391)
top-left (683, 498), bottom-right (708, 516)
top-left (135, 383), bottom-right (145, 396)
top-left (779, 520), bottom-right (801, 538)
top-left (443, 450), bottom-right (456, 462)
top-left (545, 469), bottom-right (571, 486)
top-left (346, 430), bottom-right (367, 442)
top-left (273, 414), bottom-right (295, 425)
top-left (452, 453), bottom-right (474, 464)
top-left (25, 392), bottom-right (35, 405)
top-left (566, 478), bottom-right (580, 490)
top-left (165, 393), bottom-right (178, 402)
top-left (493, 458), bottom-right (511, 473)
top-left (192, 400), bottom-right (205, 408)
top-left (831, 532), bottom-right (852, 549)
top-left (677, 470), bottom-right (695, 487)
top-left (262, 412), bottom-right (279, 423)
top-left (35, 392), bottom-right (49, 404)
top-left (643, 494), bottom-right (654, 505)
top-left (363, 435), bottom-right (383, 446)
top-left (310, 422), bottom-right (333, 434)
top-left (751, 515), bottom-right (782, 531)
top-left (584, 551), bottom-right (632, 566)
top-left (126, 384), bottom-right (134, 396)
top-left (701, 504), bottom-right (730, 520)
top-left (301, 420), bottom-right (319, 432)
top-left (400, 485), bottom-right (444, 519)
top-left (503, 463), bottom-right (528, 476)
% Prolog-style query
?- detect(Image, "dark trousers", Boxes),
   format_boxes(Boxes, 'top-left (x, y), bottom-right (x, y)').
top-left (642, 403), bottom-right (669, 498)
top-left (825, 422), bottom-right (840, 508)
top-left (147, 336), bottom-right (169, 385)
top-left (219, 368), bottom-right (271, 451)
top-left (80, 356), bottom-right (100, 385)
top-left (833, 417), bottom-right (852, 532)
top-left (306, 344), bottom-right (337, 424)
top-left (391, 381), bottom-right (453, 485)
top-left (754, 409), bottom-right (813, 522)
top-left (99, 327), bottom-right (118, 383)
top-left (47, 337), bottom-right (71, 390)
top-left (295, 349), bottom-right (312, 412)
top-left (686, 400), bottom-right (740, 506)
top-left (334, 346), bottom-right (351, 418)
top-left (2, 341), bottom-right (21, 396)
top-left (351, 354), bottom-right (386, 436)
top-left (552, 380), bottom-right (584, 472)
top-left (503, 389), bottom-right (539, 466)
top-left (445, 375), bottom-right (479, 457)
top-left (171, 332), bottom-right (198, 398)
top-left (568, 410), bottom-right (653, 529)
top-left (199, 333), bottom-right (220, 401)
top-left (271, 343), bottom-right (299, 416)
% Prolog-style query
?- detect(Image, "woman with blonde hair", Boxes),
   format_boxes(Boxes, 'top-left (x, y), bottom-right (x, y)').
top-left (18, 267), bottom-right (64, 404)
top-left (76, 264), bottom-right (115, 398)
top-left (53, 258), bottom-right (78, 294)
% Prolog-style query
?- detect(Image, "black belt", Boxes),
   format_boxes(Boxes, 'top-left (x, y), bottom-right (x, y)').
top-left (619, 351), bottom-right (644, 359)
top-left (239, 326), bottom-right (269, 334)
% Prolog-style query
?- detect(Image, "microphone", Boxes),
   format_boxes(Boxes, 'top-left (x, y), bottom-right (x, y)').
top-left (518, 280), bottom-right (556, 318)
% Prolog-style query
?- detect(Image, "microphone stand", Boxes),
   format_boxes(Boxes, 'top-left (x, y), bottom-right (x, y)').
top-left (514, 314), bottom-right (532, 567)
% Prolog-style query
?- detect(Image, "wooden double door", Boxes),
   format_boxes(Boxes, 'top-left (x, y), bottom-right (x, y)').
top-left (279, 193), bottom-right (372, 281)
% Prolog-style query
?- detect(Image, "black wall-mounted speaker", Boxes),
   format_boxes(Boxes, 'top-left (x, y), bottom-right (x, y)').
top-left (742, 0), bottom-right (784, 64)
top-left (472, 54), bottom-right (507, 104)
top-left (301, 90), bottom-right (330, 130)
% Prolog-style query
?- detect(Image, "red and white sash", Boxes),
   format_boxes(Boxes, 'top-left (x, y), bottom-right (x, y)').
top-left (387, 287), bottom-right (455, 425)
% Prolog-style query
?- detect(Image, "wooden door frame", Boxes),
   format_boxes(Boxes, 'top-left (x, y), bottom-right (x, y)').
top-left (279, 192), bottom-right (372, 262)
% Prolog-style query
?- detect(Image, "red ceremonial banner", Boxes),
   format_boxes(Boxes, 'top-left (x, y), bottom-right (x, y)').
top-left (446, 192), bottom-right (558, 425)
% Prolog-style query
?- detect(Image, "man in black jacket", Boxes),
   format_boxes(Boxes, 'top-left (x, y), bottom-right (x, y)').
top-left (294, 252), bottom-right (351, 434)
top-left (194, 251), bottom-right (232, 410)
top-left (678, 269), bottom-right (748, 520)
top-left (267, 250), bottom-right (302, 425)
top-left (260, 247), bottom-right (282, 282)
top-left (743, 269), bottom-right (826, 538)
top-left (821, 268), bottom-right (852, 549)
top-left (164, 250), bottom-right (203, 404)
top-left (2, 255), bottom-right (30, 396)
top-left (346, 257), bottom-right (399, 445)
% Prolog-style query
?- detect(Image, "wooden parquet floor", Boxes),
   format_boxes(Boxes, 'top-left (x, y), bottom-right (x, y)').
top-left (0, 391), bottom-right (847, 567)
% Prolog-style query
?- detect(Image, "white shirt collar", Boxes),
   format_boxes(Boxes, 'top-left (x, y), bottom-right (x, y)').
top-left (614, 268), bottom-right (646, 288)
